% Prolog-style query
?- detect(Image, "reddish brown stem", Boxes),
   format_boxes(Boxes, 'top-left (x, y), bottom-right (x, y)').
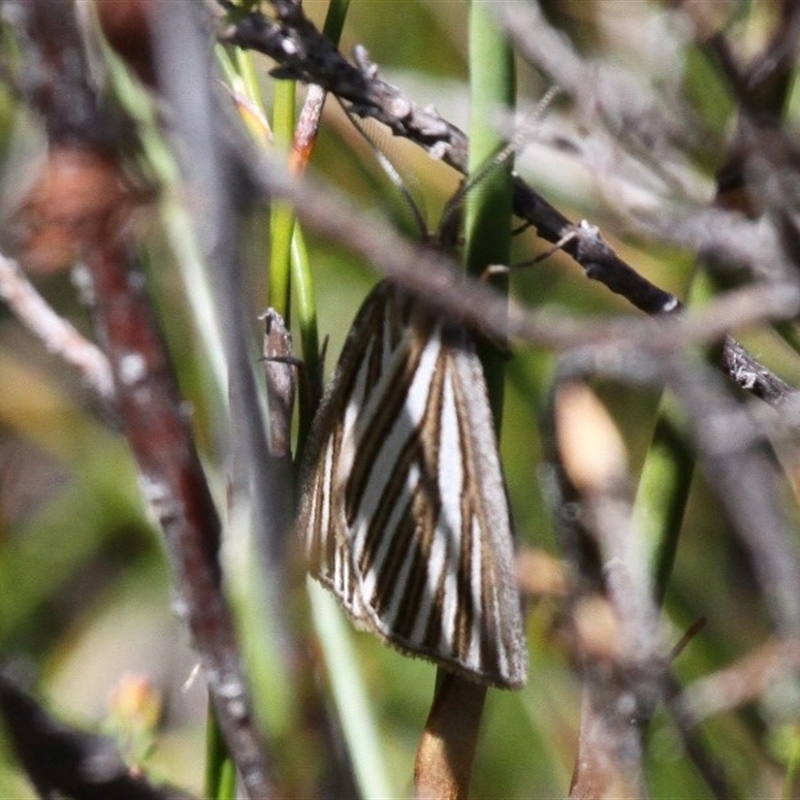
top-left (414, 674), bottom-right (486, 800)
top-left (86, 229), bottom-right (275, 799)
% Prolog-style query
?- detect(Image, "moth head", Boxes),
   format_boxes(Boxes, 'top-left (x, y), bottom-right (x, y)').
top-left (341, 86), bottom-right (560, 254)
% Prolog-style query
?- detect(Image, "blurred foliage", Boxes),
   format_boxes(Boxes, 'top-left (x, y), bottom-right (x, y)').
top-left (1, 1), bottom-right (799, 798)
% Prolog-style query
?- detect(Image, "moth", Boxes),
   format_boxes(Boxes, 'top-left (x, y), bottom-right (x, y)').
top-left (298, 279), bottom-right (527, 687)
top-left (297, 131), bottom-right (529, 689)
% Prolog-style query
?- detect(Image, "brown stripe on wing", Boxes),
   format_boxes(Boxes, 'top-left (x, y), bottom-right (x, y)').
top-left (389, 476), bottom-right (442, 642)
top-left (445, 344), bottom-right (483, 664)
top-left (344, 304), bottom-right (427, 528)
top-left (299, 281), bottom-right (406, 622)
top-left (453, 489), bottom-right (477, 662)
top-left (351, 318), bottom-right (466, 653)
top-left (357, 432), bottom-right (421, 578)
top-left (392, 335), bottom-right (448, 644)
top-left (347, 312), bottom-right (442, 630)
top-left (478, 517), bottom-right (502, 674)
top-left (369, 494), bottom-right (416, 614)
top-left (449, 328), bottom-right (527, 686)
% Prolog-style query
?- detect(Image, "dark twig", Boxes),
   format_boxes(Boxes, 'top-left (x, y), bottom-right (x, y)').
top-left (220, 0), bottom-right (469, 168)
top-left (220, 0), bottom-right (800, 414)
top-left (0, 673), bottom-right (191, 800)
top-left (692, 0), bottom-right (800, 126)
top-left (662, 672), bottom-right (733, 800)
top-left (229, 117), bottom-right (800, 357)
top-left (224, 0), bottom-right (680, 314)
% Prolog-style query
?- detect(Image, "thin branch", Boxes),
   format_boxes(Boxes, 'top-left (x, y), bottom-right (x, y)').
top-left (231, 122), bottom-right (800, 358)
top-left (220, 0), bottom-right (800, 414)
top-left (290, 84), bottom-right (327, 173)
top-left (0, 252), bottom-right (114, 401)
top-left (542, 376), bottom-right (732, 798)
top-left (669, 359), bottom-right (800, 634)
top-left (88, 233), bottom-right (277, 798)
top-left (549, 336), bottom-right (800, 638)
top-left (219, 0), bottom-right (469, 168)
top-left (677, 637), bottom-right (800, 721)
top-left (552, 383), bottom-right (660, 799)
top-left (492, 1), bottom-right (702, 164)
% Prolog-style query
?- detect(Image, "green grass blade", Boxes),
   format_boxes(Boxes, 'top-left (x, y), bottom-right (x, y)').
top-left (464, 0), bottom-right (515, 423)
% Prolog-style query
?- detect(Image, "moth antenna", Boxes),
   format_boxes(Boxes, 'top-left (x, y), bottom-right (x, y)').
top-left (338, 98), bottom-right (428, 239)
top-left (438, 85), bottom-right (562, 237)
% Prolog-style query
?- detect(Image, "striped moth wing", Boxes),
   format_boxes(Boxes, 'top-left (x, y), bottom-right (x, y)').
top-left (298, 280), bottom-right (528, 689)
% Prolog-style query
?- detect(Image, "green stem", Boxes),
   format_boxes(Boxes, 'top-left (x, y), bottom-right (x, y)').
top-left (287, 3), bottom-right (394, 797)
top-left (235, 44), bottom-right (265, 112)
top-left (205, 706), bottom-right (237, 800)
top-left (322, 0), bottom-right (351, 41)
top-left (782, 725), bottom-right (800, 800)
top-left (417, 10), bottom-right (515, 793)
top-left (464, 0), bottom-right (515, 423)
top-left (634, 267), bottom-right (710, 606)
top-left (290, 225), bottom-right (320, 445)
top-left (269, 80), bottom-right (297, 320)
top-left (633, 398), bottom-right (694, 606)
